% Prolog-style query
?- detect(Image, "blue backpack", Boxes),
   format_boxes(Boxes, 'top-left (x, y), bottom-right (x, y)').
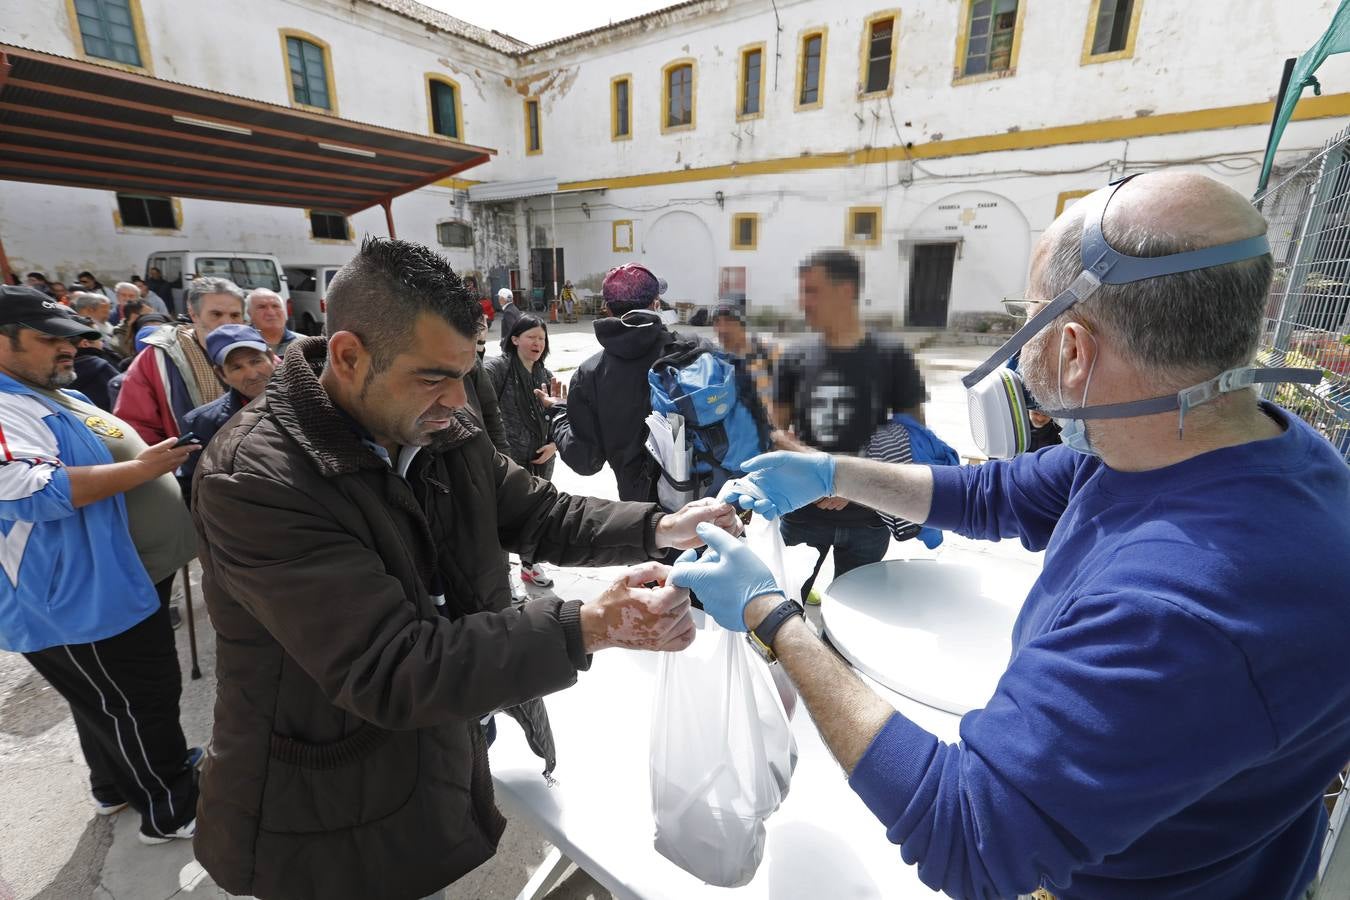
top-left (647, 339), bottom-right (771, 511)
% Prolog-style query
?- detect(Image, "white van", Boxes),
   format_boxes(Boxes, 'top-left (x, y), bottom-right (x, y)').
top-left (145, 250), bottom-right (290, 317)
top-left (281, 263), bottom-right (340, 336)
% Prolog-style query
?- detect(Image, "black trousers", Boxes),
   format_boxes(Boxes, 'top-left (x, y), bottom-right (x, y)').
top-left (23, 576), bottom-right (197, 837)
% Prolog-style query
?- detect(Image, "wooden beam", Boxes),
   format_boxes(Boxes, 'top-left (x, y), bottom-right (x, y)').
top-left (8, 77), bottom-right (471, 168)
top-left (0, 43), bottom-right (494, 159)
top-left (0, 103), bottom-right (430, 177)
top-left (0, 123), bottom-right (404, 188)
top-left (0, 162), bottom-right (377, 208)
top-left (0, 171), bottom-right (376, 215)
top-left (0, 144), bottom-right (376, 198)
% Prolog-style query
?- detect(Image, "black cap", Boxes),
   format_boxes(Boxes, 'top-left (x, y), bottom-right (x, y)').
top-left (0, 285), bottom-right (103, 340)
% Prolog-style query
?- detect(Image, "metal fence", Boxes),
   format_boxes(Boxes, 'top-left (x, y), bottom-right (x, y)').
top-left (1258, 125), bottom-right (1350, 895)
top-left (1256, 124), bottom-right (1350, 464)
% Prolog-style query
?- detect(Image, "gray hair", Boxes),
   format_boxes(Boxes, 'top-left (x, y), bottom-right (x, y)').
top-left (114, 281), bottom-right (138, 294)
top-left (246, 287), bottom-right (283, 310)
top-left (1040, 211), bottom-right (1273, 390)
top-left (71, 291), bottom-right (109, 312)
top-left (185, 277), bottom-right (246, 314)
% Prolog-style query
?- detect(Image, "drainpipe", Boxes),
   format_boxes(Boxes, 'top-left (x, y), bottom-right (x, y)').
top-left (550, 192), bottom-right (558, 301)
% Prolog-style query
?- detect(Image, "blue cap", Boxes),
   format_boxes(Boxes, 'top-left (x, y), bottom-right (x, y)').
top-left (206, 324), bottom-right (269, 366)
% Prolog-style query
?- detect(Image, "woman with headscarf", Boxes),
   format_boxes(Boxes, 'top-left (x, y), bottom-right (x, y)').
top-left (482, 314), bottom-right (559, 588)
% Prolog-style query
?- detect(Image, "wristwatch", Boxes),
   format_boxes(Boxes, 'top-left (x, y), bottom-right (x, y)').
top-left (746, 597), bottom-right (805, 664)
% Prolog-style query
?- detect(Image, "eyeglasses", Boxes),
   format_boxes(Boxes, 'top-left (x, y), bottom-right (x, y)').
top-left (1001, 299), bottom-right (1049, 321)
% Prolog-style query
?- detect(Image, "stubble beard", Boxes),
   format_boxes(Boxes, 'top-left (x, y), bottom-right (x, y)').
top-left (1018, 327), bottom-right (1059, 411)
top-left (48, 366), bottom-right (77, 390)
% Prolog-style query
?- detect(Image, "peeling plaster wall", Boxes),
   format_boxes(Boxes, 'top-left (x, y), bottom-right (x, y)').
top-left (470, 202), bottom-right (523, 296)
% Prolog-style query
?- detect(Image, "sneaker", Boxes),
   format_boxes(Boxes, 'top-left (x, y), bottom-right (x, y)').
top-left (139, 818), bottom-right (195, 845)
top-left (93, 797), bottom-right (128, 816)
top-left (185, 746), bottom-right (205, 770)
top-left (139, 814), bottom-right (195, 847)
top-left (805, 590), bottom-right (823, 607)
top-left (169, 605), bottom-right (182, 629)
top-left (520, 564), bottom-right (553, 588)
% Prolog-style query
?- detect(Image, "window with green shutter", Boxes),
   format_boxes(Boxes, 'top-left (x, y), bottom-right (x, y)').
top-left (287, 36), bottom-right (331, 110)
top-left (430, 80), bottom-right (460, 139)
top-left (963, 0), bottom-right (1020, 77)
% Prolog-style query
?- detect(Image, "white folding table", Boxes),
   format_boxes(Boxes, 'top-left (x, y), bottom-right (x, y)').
top-left (490, 550), bottom-right (1041, 899)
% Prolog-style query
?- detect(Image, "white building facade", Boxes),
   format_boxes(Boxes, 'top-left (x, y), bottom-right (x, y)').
top-left (2, 0), bottom-right (1347, 325)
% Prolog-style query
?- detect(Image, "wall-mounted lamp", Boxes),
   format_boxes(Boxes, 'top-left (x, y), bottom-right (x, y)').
top-left (581, 202), bottom-right (591, 219)
top-left (715, 190), bottom-right (724, 209)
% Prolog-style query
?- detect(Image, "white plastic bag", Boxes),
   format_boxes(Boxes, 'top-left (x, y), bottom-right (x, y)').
top-left (650, 612), bottom-right (798, 887)
top-left (744, 514), bottom-right (800, 719)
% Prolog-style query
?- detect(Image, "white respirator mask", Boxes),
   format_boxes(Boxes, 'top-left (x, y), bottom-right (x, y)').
top-left (964, 175), bottom-right (1321, 459)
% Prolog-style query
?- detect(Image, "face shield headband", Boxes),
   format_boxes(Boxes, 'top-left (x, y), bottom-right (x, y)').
top-left (962, 175), bottom-right (1321, 437)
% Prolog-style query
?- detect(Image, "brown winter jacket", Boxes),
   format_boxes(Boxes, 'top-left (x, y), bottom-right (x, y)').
top-left (191, 338), bottom-right (663, 900)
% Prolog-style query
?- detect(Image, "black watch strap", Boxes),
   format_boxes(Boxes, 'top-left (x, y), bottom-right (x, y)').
top-left (750, 597), bottom-right (804, 657)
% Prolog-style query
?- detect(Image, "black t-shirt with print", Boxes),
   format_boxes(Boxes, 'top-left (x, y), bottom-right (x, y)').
top-left (774, 334), bottom-right (926, 525)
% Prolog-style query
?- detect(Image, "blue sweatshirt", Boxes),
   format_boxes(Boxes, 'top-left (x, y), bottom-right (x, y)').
top-left (0, 374), bottom-right (158, 652)
top-left (848, 403), bottom-right (1350, 899)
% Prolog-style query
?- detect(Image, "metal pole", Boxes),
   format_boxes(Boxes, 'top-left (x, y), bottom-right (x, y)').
top-left (1258, 58), bottom-right (1299, 197)
top-left (181, 566), bottom-right (201, 680)
top-left (0, 229), bottom-right (11, 284)
top-left (383, 199), bottom-right (396, 239)
top-left (549, 193), bottom-right (558, 303)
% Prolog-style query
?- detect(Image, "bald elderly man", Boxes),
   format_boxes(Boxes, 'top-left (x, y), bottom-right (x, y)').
top-left (678, 173), bottom-right (1350, 900)
top-left (245, 288), bottom-right (301, 357)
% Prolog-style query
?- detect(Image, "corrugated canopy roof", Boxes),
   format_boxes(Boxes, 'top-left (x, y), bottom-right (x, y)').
top-left (0, 44), bottom-right (495, 216)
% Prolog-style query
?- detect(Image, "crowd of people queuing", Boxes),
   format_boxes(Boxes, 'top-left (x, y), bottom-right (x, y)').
top-left (3, 169), bottom-right (1350, 900)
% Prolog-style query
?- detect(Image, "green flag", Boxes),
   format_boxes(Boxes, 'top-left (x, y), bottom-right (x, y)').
top-left (1258, 0), bottom-right (1350, 192)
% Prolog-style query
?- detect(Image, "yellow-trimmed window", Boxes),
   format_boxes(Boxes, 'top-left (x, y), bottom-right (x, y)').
top-left (281, 30), bottom-right (337, 112)
top-left (427, 75), bottom-right (463, 140)
top-left (310, 210), bottom-right (351, 241)
top-left (738, 44), bottom-right (765, 120)
top-left (1082, 0), bottom-right (1143, 64)
top-left (662, 60), bottom-right (696, 133)
top-left (955, 0), bottom-right (1024, 83)
top-left (611, 75), bottom-right (632, 140)
top-left (67, 0), bottom-right (152, 72)
top-left (796, 29), bottom-right (828, 110)
top-left (860, 13), bottom-right (900, 96)
top-left (732, 213), bottom-right (759, 250)
top-left (524, 98), bottom-right (542, 155)
top-left (115, 193), bottom-right (178, 230)
top-left (612, 220), bottom-right (634, 253)
top-left (847, 206), bottom-right (882, 247)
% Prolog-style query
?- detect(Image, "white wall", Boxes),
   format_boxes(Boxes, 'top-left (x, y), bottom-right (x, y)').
top-left (521, 113), bottom-right (1343, 320)
top-left (0, 0), bottom-right (513, 285)
top-left (512, 0), bottom-right (1348, 183)
top-left (504, 0), bottom-right (1348, 321)
top-left (2, 0), bottom-right (1347, 324)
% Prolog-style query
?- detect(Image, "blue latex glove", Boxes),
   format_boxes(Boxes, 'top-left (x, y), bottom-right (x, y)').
top-left (669, 523), bottom-right (784, 632)
top-left (717, 451), bottom-right (837, 521)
